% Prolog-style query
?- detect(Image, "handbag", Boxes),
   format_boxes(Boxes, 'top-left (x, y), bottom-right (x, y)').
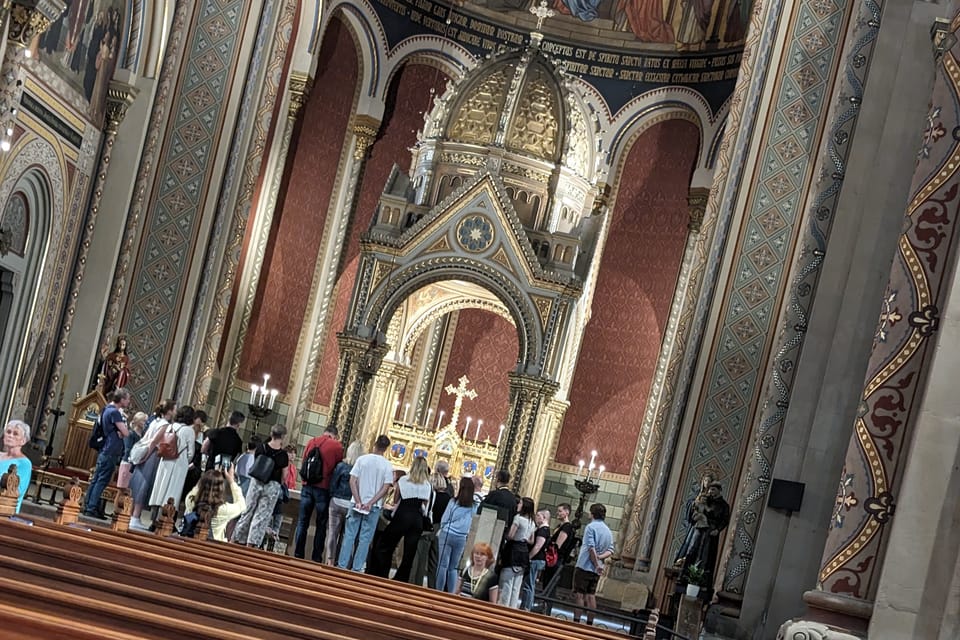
top-left (117, 461), bottom-right (133, 489)
top-left (248, 449), bottom-right (276, 484)
top-left (545, 541), bottom-right (559, 568)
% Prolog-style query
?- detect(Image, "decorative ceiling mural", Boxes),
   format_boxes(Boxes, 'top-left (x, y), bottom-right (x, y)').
top-left (36, 0), bottom-right (126, 120)
top-left (371, 0), bottom-right (743, 114)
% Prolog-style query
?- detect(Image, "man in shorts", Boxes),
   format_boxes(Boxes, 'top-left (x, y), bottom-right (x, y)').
top-left (573, 503), bottom-right (614, 624)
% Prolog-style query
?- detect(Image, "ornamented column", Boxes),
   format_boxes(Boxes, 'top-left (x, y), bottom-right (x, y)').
top-left (358, 359), bottom-right (410, 445)
top-left (620, 183), bottom-right (710, 568)
top-left (497, 372), bottom-right (559, 494)
top-left (782, 18), bottom-right (960, 637)
top-left (47, 80), bottom-right (138, 415)
top-left (0, 0), bottom-right (65, 150)
top-left (215, 71), bottom-right (312, 421)
top-left (329, 333), bottom-right (388, 446)
top-left (285, 114), bottom-right (381, 443)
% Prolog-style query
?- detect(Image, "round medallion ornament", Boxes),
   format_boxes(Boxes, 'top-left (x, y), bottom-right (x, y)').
top-left (456, 214), bottom-right (495, 252)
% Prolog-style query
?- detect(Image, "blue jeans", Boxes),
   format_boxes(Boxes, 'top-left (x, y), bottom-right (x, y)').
top-left (294, 485), bottom-right (330, 561)
top-left (520, 559), bottom-right (546, 611)
top-left (435, 530), bottom-right (467, 593)
top-left (337, 506), bottom-right (381, 571)
top-left (86, 451), bottom-right (121, 516)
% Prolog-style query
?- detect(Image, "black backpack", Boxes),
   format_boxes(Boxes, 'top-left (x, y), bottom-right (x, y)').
top-left (299, 444), bottom-right (324, 485)
top-left (88, 416), bottom-right (105, 451)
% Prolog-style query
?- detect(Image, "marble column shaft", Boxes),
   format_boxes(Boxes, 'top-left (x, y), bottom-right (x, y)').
top-left (330, 333), bottom-right (387, 446)
top-left (497, 372), bottom-right (558, 494)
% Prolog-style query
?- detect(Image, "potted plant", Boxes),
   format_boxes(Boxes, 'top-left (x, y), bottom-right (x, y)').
top-left (684, 564), bottom-right (706, 598)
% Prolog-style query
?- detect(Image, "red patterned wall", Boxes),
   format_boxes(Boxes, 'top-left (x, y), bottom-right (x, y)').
top-left (238, 18), bottom-right (358, 392)
top-left (556, 119), bottom-right (699, 475)
top-left (314, 64), bottom-right (449, 405)
top-left (434, 310), bottom-right (519, 443)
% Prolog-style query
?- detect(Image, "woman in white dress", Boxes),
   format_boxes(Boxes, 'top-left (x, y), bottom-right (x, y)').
top-left (149, 405), bottom-right (196, 514)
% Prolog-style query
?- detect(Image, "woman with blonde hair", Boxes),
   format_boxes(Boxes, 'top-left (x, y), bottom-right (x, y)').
top-left (325, 440), bottom-right (364, 564)
top-left (369, 454), bottom-right (433, 581)
top-left (117, 411), bottom-right (147, 489)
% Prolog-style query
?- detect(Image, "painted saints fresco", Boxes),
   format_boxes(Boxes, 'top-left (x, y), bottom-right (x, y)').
top-left (462, 0), bottom-right (749, 49)
top-left (36, 0), bottom-right (125, 120)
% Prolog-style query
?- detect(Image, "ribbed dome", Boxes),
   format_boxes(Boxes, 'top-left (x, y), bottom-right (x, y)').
top-left (444, 51), bottom-right (565, 163)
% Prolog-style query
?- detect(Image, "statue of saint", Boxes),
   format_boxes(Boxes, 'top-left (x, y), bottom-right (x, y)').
top-left (674, 478), bottom-right (731, 590)
top-left (100, 335), bottom-right (131, 396)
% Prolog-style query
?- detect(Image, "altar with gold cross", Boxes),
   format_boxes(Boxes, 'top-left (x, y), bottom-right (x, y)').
top-left (385, 375), bottom-right (500, 484)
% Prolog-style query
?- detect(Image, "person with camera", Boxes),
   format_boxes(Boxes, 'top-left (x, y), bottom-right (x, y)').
top-left (184, 464), bottom-right (246, 541)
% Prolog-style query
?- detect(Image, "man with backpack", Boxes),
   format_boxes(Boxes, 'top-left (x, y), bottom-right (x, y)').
top-left (293, 425), bottom-right (343, 562)
top-left (85, 387), bottom-right (131, 519)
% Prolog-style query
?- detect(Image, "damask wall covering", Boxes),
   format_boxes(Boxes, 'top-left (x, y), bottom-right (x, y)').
top-left (240, 17), bottom-right (359, 392)
top-left (313, 63), bottom-right (450, 406)
top-left (433, 309), bottom-right (518, 443)
top-left (557, 119), bottom-right (698, 475)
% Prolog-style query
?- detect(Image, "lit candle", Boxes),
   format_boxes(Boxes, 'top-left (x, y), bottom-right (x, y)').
top-left (436, 410), bottom-right (445, 430)
top-left (426, 408), bottom-right (434, 429)
top-left (404, 403), bottom-right (410, 424)
top-left (394, 399), bottom-right (400, 419)
top-left (596, 465), bottom-right (605, 483)
top-left (577, 460), bottom-right (584, 480)
top-left (269, 389), bottom-right (278, 410)
top-left (475, 419), bottom-right (483, 441)
top-left (497, 424), bottom-right (504, 446)
top-left (589, 450), bottom-right (597, 468)
top-left (250, 384), bottom-right (258, 405)
top-left (463, 416), bottom-right (472, 439)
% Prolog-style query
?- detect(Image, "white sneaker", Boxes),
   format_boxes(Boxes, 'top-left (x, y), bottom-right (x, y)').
top-left (129, 517), bottom-right (148, 531)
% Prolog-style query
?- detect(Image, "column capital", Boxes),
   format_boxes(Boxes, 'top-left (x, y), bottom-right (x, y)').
top-left (7, 0), bottom-right (64, 48)
top-left (687, 187), bottom-right (710, 232)
top-left (352, 114), bottom-right (381, 161)
top-left (287, 71), bottom-right (313, 120)
top-left (104, 80), bottom-right (139, 133)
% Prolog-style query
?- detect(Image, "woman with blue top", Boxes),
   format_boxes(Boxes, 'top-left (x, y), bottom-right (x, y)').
top-left (0, 420), bottom-right (32, 513)
top-left (436, 476), bottom-right (476, 592)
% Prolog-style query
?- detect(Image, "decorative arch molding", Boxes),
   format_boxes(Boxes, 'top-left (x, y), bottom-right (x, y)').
top-left (360, 260), bottom-right (540, 373)
top-left (397, 292), bottom-right (513, 363)
top-left (317, 0), bottom-right (383, 114)
top-left (0, 142), bottom-right (61, 422)
top-left (605, 89), bottom-right (717, 173)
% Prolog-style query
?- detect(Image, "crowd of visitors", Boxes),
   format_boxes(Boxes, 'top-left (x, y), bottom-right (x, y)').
top-left (3, 397), bottom-right (616, 622)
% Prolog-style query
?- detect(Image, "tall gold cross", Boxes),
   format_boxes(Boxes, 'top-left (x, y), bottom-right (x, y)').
top-left (444, 375), bottom-right (477, 434)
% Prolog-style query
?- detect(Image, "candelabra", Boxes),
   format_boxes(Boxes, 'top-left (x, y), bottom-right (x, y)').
top-left (571, 450), bottom-right (605, 531)
top-left (248, 373), bottom-right (277, 435)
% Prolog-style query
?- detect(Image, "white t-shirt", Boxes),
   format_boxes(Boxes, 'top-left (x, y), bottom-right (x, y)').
top-left (398, 476), bottom-right (433, 515)
top-left (349, 453), bottom-right (395, 508)
top-left (511, 514), bottom-right (536, 542)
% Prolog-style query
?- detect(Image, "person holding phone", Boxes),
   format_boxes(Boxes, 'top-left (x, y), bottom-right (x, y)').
top-left (184, 466), bottom-right (246, 541)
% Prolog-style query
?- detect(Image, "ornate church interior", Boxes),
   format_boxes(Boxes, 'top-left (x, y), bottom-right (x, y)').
top-left (0, 0), bottom-right (959, 637)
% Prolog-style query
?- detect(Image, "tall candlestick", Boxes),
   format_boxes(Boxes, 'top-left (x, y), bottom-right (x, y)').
top-left (250, 384), bottom-right (258, 405)
top-left (474, 419), bottom-right (483, 441)
top-left (269, 389), bottom-right (278, 410)
top-left (577, 460), bottom-right (584, 480)
top-left (497, 424), bottom-right (504, 446)
top-left (463, 416), bottom-right (472, 439)
top-left (404, 403), bottom-right (410, 424)
top-left (436, 410), bottom-right (445, 430)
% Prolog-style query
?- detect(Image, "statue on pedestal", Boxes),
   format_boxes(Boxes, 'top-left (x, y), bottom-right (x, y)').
top-left (99, 335), bottom-right (131, 396)
top-left (674, 479), bottom-right (730, 592)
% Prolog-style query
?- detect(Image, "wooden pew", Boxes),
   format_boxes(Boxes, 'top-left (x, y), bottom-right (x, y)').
top-left (0, 517), bottom-right (626, 640)
top-left (34, 515), bottom-right (625, 639)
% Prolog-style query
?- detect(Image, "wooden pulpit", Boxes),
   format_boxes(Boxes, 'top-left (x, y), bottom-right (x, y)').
top-left (61, 389), bottom-right (107, 472)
